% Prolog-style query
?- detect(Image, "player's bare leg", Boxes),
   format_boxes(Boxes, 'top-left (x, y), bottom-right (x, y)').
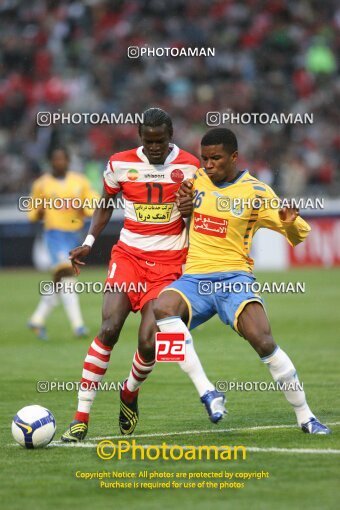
top-left (119, 301), bottom-right (157, 435)
top-left (154, 291), bottom-right (227, 423)
top-left (61, 291), bottom-right (131, 442)
top-left (237, 301), bottom-right (330, 434)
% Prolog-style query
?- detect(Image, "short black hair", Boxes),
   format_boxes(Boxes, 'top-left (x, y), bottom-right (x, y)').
top-left (201, 128), bottom-right (238, 154)
top-left (139, 107), bottom-right (173, 137)
top-left (48, 146), bottom-right (69, 160)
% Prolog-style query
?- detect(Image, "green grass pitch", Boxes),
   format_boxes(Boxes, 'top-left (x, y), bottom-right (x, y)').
top-left (1, 267), bottom-right (339, 510)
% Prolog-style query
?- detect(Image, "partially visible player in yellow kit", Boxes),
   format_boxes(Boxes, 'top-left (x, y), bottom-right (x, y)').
top-left (27, 147), bottom-right (99, 340)
top-left (154, 128), bottom-right (331, 434)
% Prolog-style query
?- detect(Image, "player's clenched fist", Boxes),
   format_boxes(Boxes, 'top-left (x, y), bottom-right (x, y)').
top-left (279, 202), bottom-right (300, 224)
top-left (69, 245), bottom-right (91, 275)
top-left (176, 179), bottom-right (194, 218)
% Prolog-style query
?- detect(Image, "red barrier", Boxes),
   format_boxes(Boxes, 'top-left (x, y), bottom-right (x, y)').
top-left (289, 218), bottom-right (340, 267)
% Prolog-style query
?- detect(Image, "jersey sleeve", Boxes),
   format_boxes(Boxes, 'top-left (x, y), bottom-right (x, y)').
top-left (103, 159), bottom-right (121, 196)
top-left (27, 179), bottom-right (44, 222)
top-left (255, 186), bottom-right (311, 246)
top-left (192, 168), bottom-right (202, 192)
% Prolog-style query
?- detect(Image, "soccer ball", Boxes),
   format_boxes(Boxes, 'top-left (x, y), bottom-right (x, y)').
top-left (12, 405), bottom-right (56, 449)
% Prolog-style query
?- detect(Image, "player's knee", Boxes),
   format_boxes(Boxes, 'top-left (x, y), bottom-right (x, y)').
top-left (138, 334), bottom-right (155, 362)
top-left (98, 319), bottom-right (122, 347)
top-left (153, 295), bottom-right (177, 320)
top-left (245, 330), bottom-right (276, 358)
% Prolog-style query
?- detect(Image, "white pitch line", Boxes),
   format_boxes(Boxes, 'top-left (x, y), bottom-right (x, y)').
top-left (247, 447), bottom-right (340, 454)
top-left (53, 420), bottom-right (340, 443)
top-left (9, 422), bottom-right (340, 450)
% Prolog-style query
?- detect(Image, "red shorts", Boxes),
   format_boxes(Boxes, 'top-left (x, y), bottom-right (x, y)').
top-left (105, 248), bottom-right (183, 312)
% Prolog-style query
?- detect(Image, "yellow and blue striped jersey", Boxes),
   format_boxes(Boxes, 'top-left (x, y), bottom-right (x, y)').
top-left (184, 169), bottom-right (311, 274)
top-left (27, 172), bottom-right (99, 231)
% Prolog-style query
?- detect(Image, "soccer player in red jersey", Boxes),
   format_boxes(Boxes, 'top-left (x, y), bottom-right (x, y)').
top-left (61, 109), bottom-right (226, 442)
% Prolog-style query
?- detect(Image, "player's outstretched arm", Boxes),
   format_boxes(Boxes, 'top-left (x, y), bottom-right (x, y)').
top-left (278, 201), bottom-right (311, 246)
top-left (176, 179), bottom-right (194, 218)
top-left (257, 190), bottom-right (311, 247)
top-left (69, 188), bottom-right (114, 275)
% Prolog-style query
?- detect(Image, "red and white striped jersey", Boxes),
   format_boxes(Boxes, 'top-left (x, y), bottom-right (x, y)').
top-left (103, 144), bottom-right (199, 264)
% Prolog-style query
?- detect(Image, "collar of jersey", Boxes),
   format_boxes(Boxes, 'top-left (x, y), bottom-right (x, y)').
top-left (136, 143), bottom-right (179, 166)
top-left (50, 172), bottom-right (69, 182)
top-left (204, 168), bottom-right (248, 188)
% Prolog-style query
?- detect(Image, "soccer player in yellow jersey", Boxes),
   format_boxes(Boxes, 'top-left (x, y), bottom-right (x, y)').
top-left (27, 147), bottom-right (98, 340)
top-left (154, 128), bottom-right (330, 434)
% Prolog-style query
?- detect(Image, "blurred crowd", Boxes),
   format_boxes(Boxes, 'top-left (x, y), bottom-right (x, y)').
top-left (0, 0), bottom-right (339, 197)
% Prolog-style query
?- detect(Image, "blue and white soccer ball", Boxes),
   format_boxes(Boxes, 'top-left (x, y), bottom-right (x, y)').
top-left (12, 405), bottom-right (56, 449)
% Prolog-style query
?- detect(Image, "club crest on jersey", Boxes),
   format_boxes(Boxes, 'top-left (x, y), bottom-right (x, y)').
top-left (230, 202), bottom-right (244, 217)
top-left (127, 169), bottom-right (139, 181)
top-left (171, 169), bottom-right (184, 183)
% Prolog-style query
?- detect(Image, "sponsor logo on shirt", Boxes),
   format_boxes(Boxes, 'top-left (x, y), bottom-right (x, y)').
top-left (144, 173), bottom-right (165, 179)
top-left (134, 203), bottom-right (174, 223)
top-left (193, 212), bottom-right (228, 237)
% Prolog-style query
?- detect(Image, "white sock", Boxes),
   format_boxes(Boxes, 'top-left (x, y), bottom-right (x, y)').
top-left (77, 390), bottom-right (96, 414)
top-left (262, 346), bottom-right (315, 426)
top-left (156, 316), bottom-right (214, 397)
top-left (59, 277), bottom-right (84, 330)
top-left (30, 293), bottom-right (59, 325)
